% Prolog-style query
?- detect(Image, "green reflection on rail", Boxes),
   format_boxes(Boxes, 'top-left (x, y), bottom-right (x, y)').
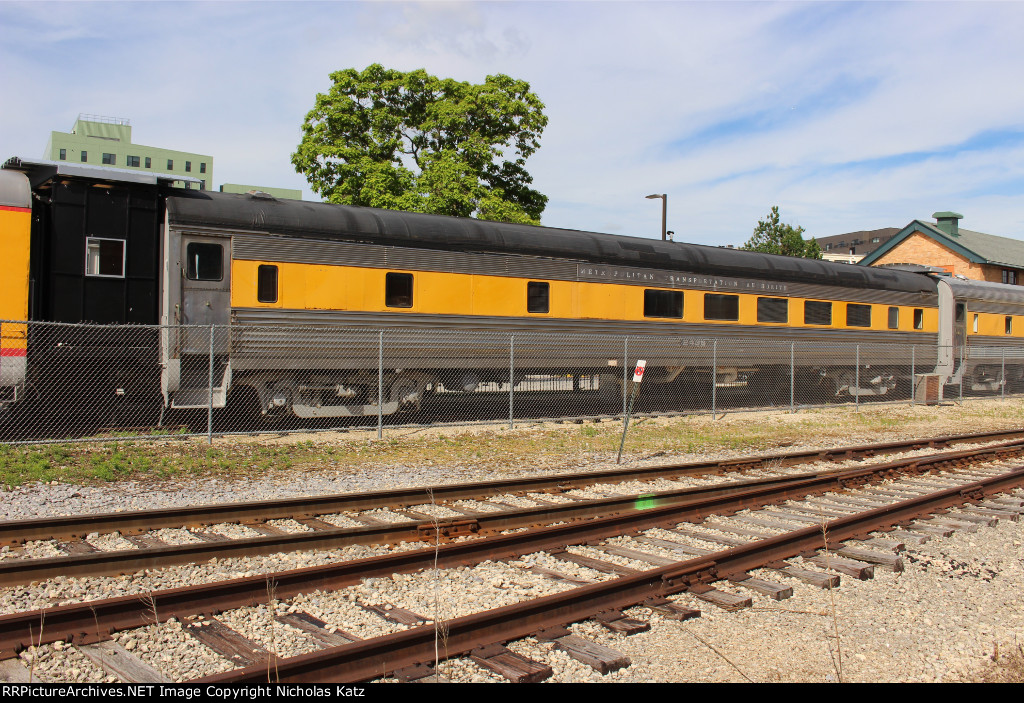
top-left (635, 493), bottom-right (658, 511)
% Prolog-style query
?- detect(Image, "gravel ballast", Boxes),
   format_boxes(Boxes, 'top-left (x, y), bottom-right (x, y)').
top-left (1, 400), bottom-right (1023, 683)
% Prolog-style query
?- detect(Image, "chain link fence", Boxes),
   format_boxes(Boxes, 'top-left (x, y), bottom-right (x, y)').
top-left (2, 318), bottom-right (1022, 445)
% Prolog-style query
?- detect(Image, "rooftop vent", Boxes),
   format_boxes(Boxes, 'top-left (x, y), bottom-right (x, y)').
top-left (933, 211), bottom-right (963, 237)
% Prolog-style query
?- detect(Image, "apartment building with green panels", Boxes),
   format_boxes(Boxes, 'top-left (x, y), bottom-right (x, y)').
top-left (44, 114), bottom-right (213, 190)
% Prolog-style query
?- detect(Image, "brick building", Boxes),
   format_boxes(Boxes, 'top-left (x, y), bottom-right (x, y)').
top-left (815, 228), bottom-right (899, 263)
top-left (859, 212), bottom-right (1024, 284)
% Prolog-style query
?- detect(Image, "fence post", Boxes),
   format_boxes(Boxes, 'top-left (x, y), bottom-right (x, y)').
top-left (623, 337), bottom-right (629, 417)
top-left (855, 344), bottom-right (860, 411)
top-left (911, 346), bottom-right (915, 407)
top-left (790, 342), bottom-right (795, 413)
top-left (509, 334), bottom-right (515, 430)
top-left (378, 330), bottom-right (384, 440)
top-left (711, 338), bottom-right (717, 419)
top-left (1002, 348), bottom-right (1006, 400)
top-left (207, 324), bottom-right (215, 444)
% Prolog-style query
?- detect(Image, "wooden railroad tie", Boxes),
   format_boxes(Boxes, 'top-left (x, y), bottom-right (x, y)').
top-left (393, 663), bottom-right (452, 683)
top-left (358, 603), bottom-right (430, 627)
top-left (78, 641), bottom-right (172, 684)
top-left (293, 517), bottom-right (339, 531)
top-left (275, 611), bottom-right (359, 648)
top-left (185, 529), bottom-right (230, 543)
top-left (123, 534), bottom-right (170, 550)
top-left (594, 609), bottom-right (651, 635)
top-left (924, 518), bottom-right (978, 533)
top-left (727, 574), bottom-right (793, 600)
top-left (549, 550), bottom-right (640, 577)
top-left (835, 547), bottom-right (904, 572)
top-left (470, 643), bottom-right (553, 683)
top-left (771, 564), bottom-right (840, 589)
top-left (185, 618), bottom-right (275, 669)
top-left (241, 522), bottom-right (289, 537)
top-left (689, 586), bottom-right (752, 612)
top-left (804, 555), bottom-right (874, 580)
top-left (0, 659), bottom-right (42, 683)
top-left (58, 540), bottom-right (99, 555)
top-left (535, 627), bottom-right (631, 674)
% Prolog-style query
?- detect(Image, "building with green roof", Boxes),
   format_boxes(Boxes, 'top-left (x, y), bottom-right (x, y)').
top-left (860, 212), bottom-right (1024, 285)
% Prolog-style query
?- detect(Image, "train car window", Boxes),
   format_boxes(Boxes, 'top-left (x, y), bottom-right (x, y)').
top-left (527, 281), bottom-right (550, 313)
top-left (85, 237), bottom-right (125, 278)
top-left (704, 294), bottom-right (739, 321)
top-left (1006, 316), bottom-right (1013, 335)
top-left (185, 242), bottom-right (223, 281)
top-left (846, 304), bottom-right (871, 328)
top-left (757, 297), bottom-right (788, 323)
top-left (955, 303), bottom-right (965, 323)
top-left (972, 314), bottom-right (979, 333)
top-left (257, 265), bottom-right (279, 303)
top-left (644, 289), bottom-right (683, 318)
top-left (385, 272), bottom-right (414, 308)
top-left (888, 307), bottom-right (899, 329)
top-left (804, 301), bottom-right (832, 325)
top-left (914, 309), bottom-right (924, 329)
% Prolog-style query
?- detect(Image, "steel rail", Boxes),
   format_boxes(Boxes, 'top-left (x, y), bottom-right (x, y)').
top-left (0, 449), bottom-right (1018, 658)
top-left (198, 465), bottom-right (1024, 683)
top-left (2, 427), bottom-right (1021, 546)
top-left (1, 437), bottom-right (1019, 586)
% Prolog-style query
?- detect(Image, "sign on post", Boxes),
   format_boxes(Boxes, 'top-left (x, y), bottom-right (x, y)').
top-left (632, 360), bottom-right (647, 383)
top-left (617, 359), bottom-right (648, 464)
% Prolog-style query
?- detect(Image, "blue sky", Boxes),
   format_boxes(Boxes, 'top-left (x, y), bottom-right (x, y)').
top-left (3, 1), bottom-right (1024, 246)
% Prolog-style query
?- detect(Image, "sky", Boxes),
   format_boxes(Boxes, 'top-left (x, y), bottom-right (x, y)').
top-left (3, 1), bottom-right (1024, 247)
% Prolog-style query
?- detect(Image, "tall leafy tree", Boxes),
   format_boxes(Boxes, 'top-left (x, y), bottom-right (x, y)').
top-left (292, 64), bottom-right (548, 224)
top-left (742, 206), bottom-right (822, 259)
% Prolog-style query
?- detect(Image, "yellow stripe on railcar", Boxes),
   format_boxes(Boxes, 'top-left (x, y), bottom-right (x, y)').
top-left (231, 259), bottom-right (938, 334)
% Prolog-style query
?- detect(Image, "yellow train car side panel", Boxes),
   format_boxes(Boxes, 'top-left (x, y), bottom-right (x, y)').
top-left (231, 258), bottom-right (943, 336)
top-left (0, 205), bottom-right (32, 358)
top-left (470, 276), bottom-right (520, 317)
top-left (578, 281), bottom-right (633, 321)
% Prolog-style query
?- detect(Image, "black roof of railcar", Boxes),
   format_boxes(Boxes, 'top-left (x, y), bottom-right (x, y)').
top-left (167, 190), bottom-right (937, 295)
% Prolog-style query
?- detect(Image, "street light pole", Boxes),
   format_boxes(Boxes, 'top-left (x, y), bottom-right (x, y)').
top-left (645, 193), bottom-right (667, 241)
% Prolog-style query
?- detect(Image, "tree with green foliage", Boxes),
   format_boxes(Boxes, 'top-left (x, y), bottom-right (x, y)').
top-left (292, 64), bottom-right (548, 225)
top-left (741, 206), bottom-right (822, 259)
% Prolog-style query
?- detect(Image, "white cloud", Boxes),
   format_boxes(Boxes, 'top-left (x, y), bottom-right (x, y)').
top-left (2, 1), bottom-right (1024, 242)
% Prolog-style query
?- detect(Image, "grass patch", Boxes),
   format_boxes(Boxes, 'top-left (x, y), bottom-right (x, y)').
top-left (1, 398), bottom-right (1024, 488)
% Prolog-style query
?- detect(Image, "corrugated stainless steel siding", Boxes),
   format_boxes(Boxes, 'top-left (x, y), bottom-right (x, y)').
top-left (225, 307), bottom-right (937, 371)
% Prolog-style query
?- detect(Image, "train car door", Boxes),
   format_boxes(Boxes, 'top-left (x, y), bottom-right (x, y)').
top-left (163, 232), bottom-right (232, 408)
top-left (179, 234), bottom-right (231, 349)
top-left (953, 301), bottom-right (967, 375)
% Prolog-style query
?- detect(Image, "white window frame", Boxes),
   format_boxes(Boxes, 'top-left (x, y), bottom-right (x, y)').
top-left (85, 237), bottom-right (126, 278)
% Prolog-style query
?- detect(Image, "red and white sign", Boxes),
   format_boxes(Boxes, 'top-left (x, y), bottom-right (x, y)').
top-left (632, 360), bottom-right (647, 383)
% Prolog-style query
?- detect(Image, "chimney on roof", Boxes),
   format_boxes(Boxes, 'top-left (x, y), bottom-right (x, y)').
top-left (933, 211), bottom-right (963, 237)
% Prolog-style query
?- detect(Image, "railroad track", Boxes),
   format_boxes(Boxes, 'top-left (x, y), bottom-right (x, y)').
top-left (0, 430), bottom-right (1023, 682)
top-left (2, 429), bottom-right (1024, 585)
